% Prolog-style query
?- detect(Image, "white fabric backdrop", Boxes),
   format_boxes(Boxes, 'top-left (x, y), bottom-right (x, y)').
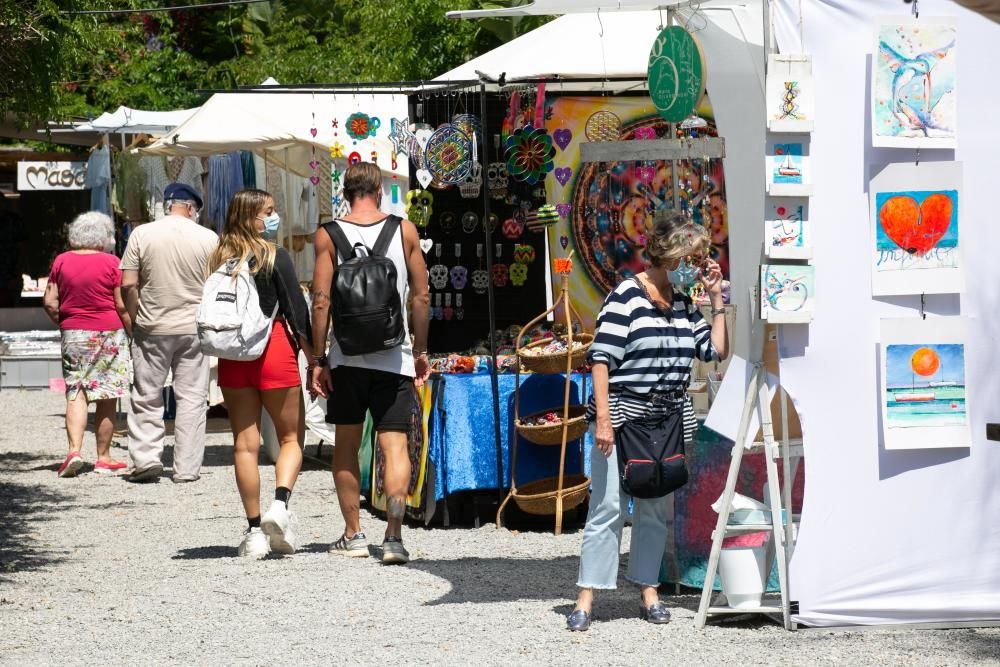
top-left (774, 0), bottom-right (1000, 627)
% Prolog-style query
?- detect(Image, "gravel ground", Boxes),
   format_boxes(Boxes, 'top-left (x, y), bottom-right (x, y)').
top-left (2, 389), bottom-right (999, 666)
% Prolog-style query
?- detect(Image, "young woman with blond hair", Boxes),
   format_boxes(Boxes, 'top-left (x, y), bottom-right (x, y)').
top-left (566, 210), bottom-right (729, 631)
top-left (210, 189), bottom-right (315, 559)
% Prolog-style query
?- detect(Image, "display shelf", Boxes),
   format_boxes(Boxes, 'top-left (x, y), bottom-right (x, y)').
top-left (496, 267), bottom-right (591, 536)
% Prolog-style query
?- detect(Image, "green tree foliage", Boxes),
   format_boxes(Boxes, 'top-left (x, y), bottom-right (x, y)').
top-left (1, 0), bottom-right (550, 124)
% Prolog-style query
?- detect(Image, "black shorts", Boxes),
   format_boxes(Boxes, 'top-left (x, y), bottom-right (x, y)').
top-left (326, 365), bottom-right (415, 433)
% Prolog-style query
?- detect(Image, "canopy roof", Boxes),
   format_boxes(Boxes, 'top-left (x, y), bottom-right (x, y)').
top-left (140, 92), bottom-right (409, 179)
top-left (69, 106), bottom-right (198, 134)
top-left (435, 3), bottom-right (757, 91)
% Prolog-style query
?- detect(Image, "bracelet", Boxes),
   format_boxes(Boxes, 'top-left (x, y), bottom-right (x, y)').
top-left (711, 307), bottom-right (726, 317)
top-left (312, 354), bottom-right (328, 366)
top-left (412, 349), bottom-right (428, 357)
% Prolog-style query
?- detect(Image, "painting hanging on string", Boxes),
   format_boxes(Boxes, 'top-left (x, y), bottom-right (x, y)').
top-left (765, 198), bottom-right (811, 260)
top-left (869, 161), bottom-right (963, 296)
top-left (760, 263), bottom-right (814, 324)
top-left (545, 96), bottom-right (730, 331)
top-left (766, 54), bottom-right (815, 133)
top-left (872, 16), bottom-right (957, 148)
top-left (880, 317), bottom-right (969, 449)
top-left (766, 141), bottom-right (811, 196)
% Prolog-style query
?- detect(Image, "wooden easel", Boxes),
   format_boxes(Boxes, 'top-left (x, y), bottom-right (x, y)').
top-left (694, 321), bottom-right (803, 631)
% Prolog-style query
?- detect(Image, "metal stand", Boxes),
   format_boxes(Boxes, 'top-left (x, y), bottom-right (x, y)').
top-left (694, 363), bottom-right (802, 631)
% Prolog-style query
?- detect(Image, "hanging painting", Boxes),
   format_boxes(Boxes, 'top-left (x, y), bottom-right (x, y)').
top-left (880, 317), bottom-right (969, 449)
top-left (869, 161), bottom-right (963, 296)
top-left (765, 198), bottom-right (811, 260)
top-left (766, 141), bottom-right (811, 196)
top-left (545, 96), bottom-right (731, 331)
top-left (872, 16), bottom-right (957, 149)
top-left (760, 263), bottom-right (814, 324)
top-left (766, 54), bottom-right (814, 133)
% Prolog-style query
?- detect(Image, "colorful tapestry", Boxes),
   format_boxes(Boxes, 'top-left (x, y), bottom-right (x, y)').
top-left (370, 381), bottom-right (434, 512)
top-left (544, 96), bottom-right (730, 330)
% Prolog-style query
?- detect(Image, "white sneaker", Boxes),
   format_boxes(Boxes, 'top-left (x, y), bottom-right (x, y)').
top-left (260, 500), bottom-right (296, 555)
top-left (238, 527), bottom-right (270, 559)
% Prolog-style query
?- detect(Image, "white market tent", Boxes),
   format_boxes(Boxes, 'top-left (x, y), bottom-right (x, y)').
top-left (73, 105), bottom-right (198, 135)
top-left (141, 91), bottom-right (409, 180)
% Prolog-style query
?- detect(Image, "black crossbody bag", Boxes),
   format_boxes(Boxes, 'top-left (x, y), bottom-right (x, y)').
top-left (614, 278), bottom-right (689, 499)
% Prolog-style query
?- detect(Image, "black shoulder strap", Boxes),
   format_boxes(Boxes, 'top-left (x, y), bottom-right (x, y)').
top-left (321, 220), bottom-right (355, 262)
top-left (371, 215), bottom-right (402, 258)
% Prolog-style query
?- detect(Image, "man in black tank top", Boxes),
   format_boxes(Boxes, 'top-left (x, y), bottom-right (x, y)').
top-left (309, 163), bottom-right (431, 564)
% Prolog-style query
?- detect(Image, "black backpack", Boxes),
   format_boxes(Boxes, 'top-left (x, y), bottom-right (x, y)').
top-left (322, 216), bottom-right (406, 356)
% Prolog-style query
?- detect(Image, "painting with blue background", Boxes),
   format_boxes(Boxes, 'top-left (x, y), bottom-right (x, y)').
top-left (876, 189), bottom-right (958, 251)
top-left (886, 343), bottom-right (964, 388)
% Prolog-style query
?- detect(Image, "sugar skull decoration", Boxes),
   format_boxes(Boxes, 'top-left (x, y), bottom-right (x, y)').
top-left (471, 269), bottom-right (490, 294)
top-left (438, 211), bottom-right (456, 234)
top-left (486, 213), bottom-right (499, 233)
top-left (487, 162), bottom-right (509, 200)
top-left (428, 263), bottom-right (449, 290)
top-left (459, 163), bottom-right (483, 199)
top-left (492, 263), bottom-right (509, 287)
top-left (461, 211), bottom-right (479, 234)
top-left (406, 189), bottom-right (433, 228)
top-left (509, 262), bottom-right (528, 286)
top-left (504, 124), bottom-right (556, 185)
top-left (513, 243), bottom-right (536, 265)
top-left (450, 265), bottom-right (468, 290)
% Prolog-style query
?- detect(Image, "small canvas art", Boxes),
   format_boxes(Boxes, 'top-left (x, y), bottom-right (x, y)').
top-left (766, 54), bottom-right (814, 132)
top-left (760, 263), bottom-right (814, 323)
top-left (870, 161), bottom-right (963, 295)
top-left (872, 16), bottom-right (957, 148)
top-left (880, 318), bottom-right (969, 449)
top-left (766, 141), bottom-right (811, 196)
top-left (765, 198), bottom-right (811, 260)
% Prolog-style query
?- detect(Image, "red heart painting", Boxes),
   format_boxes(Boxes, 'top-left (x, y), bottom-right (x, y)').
top-left (878, 193), bottom-right (953, 255)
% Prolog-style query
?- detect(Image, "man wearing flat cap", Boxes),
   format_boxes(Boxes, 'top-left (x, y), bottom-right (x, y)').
top-left (120, 182), bottom-right (218, 483)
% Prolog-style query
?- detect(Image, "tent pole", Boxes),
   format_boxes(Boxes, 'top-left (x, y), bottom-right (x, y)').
top-left (480, 82), bottom-right (504, 507)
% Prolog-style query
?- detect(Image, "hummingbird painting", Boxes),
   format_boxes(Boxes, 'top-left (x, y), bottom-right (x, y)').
top-left (877, 27), bottom-right (956, 138)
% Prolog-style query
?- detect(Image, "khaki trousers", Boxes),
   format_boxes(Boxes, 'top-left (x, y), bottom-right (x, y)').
top-left (128, 332), bottom-right (209, 479)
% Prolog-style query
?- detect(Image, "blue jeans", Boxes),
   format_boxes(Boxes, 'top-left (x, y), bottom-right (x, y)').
top-left (576, 429), bottom-right (670, 589)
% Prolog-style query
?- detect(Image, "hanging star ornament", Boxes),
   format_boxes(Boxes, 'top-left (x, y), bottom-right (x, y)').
top-left (389, 118), bottom-right (414, 157)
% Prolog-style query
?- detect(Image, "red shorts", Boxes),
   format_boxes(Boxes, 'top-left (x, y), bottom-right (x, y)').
top-left (218, 321), bottom-right (300, 390)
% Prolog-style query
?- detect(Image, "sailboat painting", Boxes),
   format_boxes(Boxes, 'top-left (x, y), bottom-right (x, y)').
top-left (880, 317), bottom-right (970, 449)
top-left (766, 142), bottom-right (811, 196)
top-left (872, 16), bottom-right (957, 149)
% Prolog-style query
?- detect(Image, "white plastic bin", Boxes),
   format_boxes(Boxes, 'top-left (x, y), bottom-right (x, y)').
top-left (718, 532), bottom-right (770, 609)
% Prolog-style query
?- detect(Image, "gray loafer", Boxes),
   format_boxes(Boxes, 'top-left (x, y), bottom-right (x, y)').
top-left (126, 464), bottom-right (163, 483)
top-left (566, 609), bottom-right (591, 632)
top-left (640, 602), bottom-right (672, 624)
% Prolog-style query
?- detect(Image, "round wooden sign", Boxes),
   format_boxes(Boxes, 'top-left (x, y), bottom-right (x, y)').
top-left (647, 25), bottom-right (707, 123)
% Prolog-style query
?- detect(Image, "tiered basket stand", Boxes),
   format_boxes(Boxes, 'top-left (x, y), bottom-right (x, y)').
top-left (496, 273), bottom-right (592, 535)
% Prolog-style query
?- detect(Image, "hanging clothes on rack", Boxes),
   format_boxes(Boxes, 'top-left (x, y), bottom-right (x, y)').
top-left (85, 145), bottom-right (112, 215)
top-left (239, 151), bottom-right (257, 189)
top-left (205, 152), bottom-right (245, 232)
top-left (113, 150), bottom-right (149, 223)
top-left (141, 155), bottom-right (204, 220)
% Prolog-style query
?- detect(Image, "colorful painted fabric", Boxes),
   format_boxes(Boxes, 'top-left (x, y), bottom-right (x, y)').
top-left (61, 328), bottom-right (131, 401)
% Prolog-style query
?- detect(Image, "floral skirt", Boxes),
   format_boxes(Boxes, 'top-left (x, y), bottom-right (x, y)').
top-left (61, 329), bottom-right (131, 401)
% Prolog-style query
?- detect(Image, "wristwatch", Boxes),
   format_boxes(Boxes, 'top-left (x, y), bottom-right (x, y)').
top-left (312, 354), bottom-right (328, 366)
top-left (710, 307), bottom-right (726, 317)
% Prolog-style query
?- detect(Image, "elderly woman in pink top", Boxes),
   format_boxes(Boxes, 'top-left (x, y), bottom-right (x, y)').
top-left (43, 211), bottom-right (132, 477)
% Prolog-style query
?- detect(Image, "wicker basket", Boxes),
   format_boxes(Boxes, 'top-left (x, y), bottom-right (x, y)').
top-left (518, 333), bottom-right (594, 374)
top-left (513, 473), bottom-right (591, 515)
top-left (515, 405), bottom-right (588, 446)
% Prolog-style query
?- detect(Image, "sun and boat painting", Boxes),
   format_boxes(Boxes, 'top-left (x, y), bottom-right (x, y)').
top-left (884, 343), bottom-right (966, 428)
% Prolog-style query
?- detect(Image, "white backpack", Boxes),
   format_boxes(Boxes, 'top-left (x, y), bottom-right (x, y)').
top-left (197, 259), bottom-right (276, 360)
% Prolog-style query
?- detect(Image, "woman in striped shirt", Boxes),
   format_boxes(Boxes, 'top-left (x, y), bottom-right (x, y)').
top-left (567, 211), bottom-right (729, 632)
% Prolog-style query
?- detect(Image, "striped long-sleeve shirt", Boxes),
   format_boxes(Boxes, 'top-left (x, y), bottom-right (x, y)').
top-left (585, 278), bottom-right (718, 441)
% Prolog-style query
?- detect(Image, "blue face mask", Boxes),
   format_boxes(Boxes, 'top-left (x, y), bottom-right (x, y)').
top-left (668, 259), bottom-right (699, 288)
top-left (258, 213), bottom-right (280, 239)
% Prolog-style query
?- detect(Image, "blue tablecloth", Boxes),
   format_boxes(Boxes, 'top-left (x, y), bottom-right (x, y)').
top-left (428, 372), bottom-right (593, 501)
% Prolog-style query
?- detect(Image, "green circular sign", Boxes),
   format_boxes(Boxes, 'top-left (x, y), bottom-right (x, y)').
top-left (647, 25), bottom-right (707, 123)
